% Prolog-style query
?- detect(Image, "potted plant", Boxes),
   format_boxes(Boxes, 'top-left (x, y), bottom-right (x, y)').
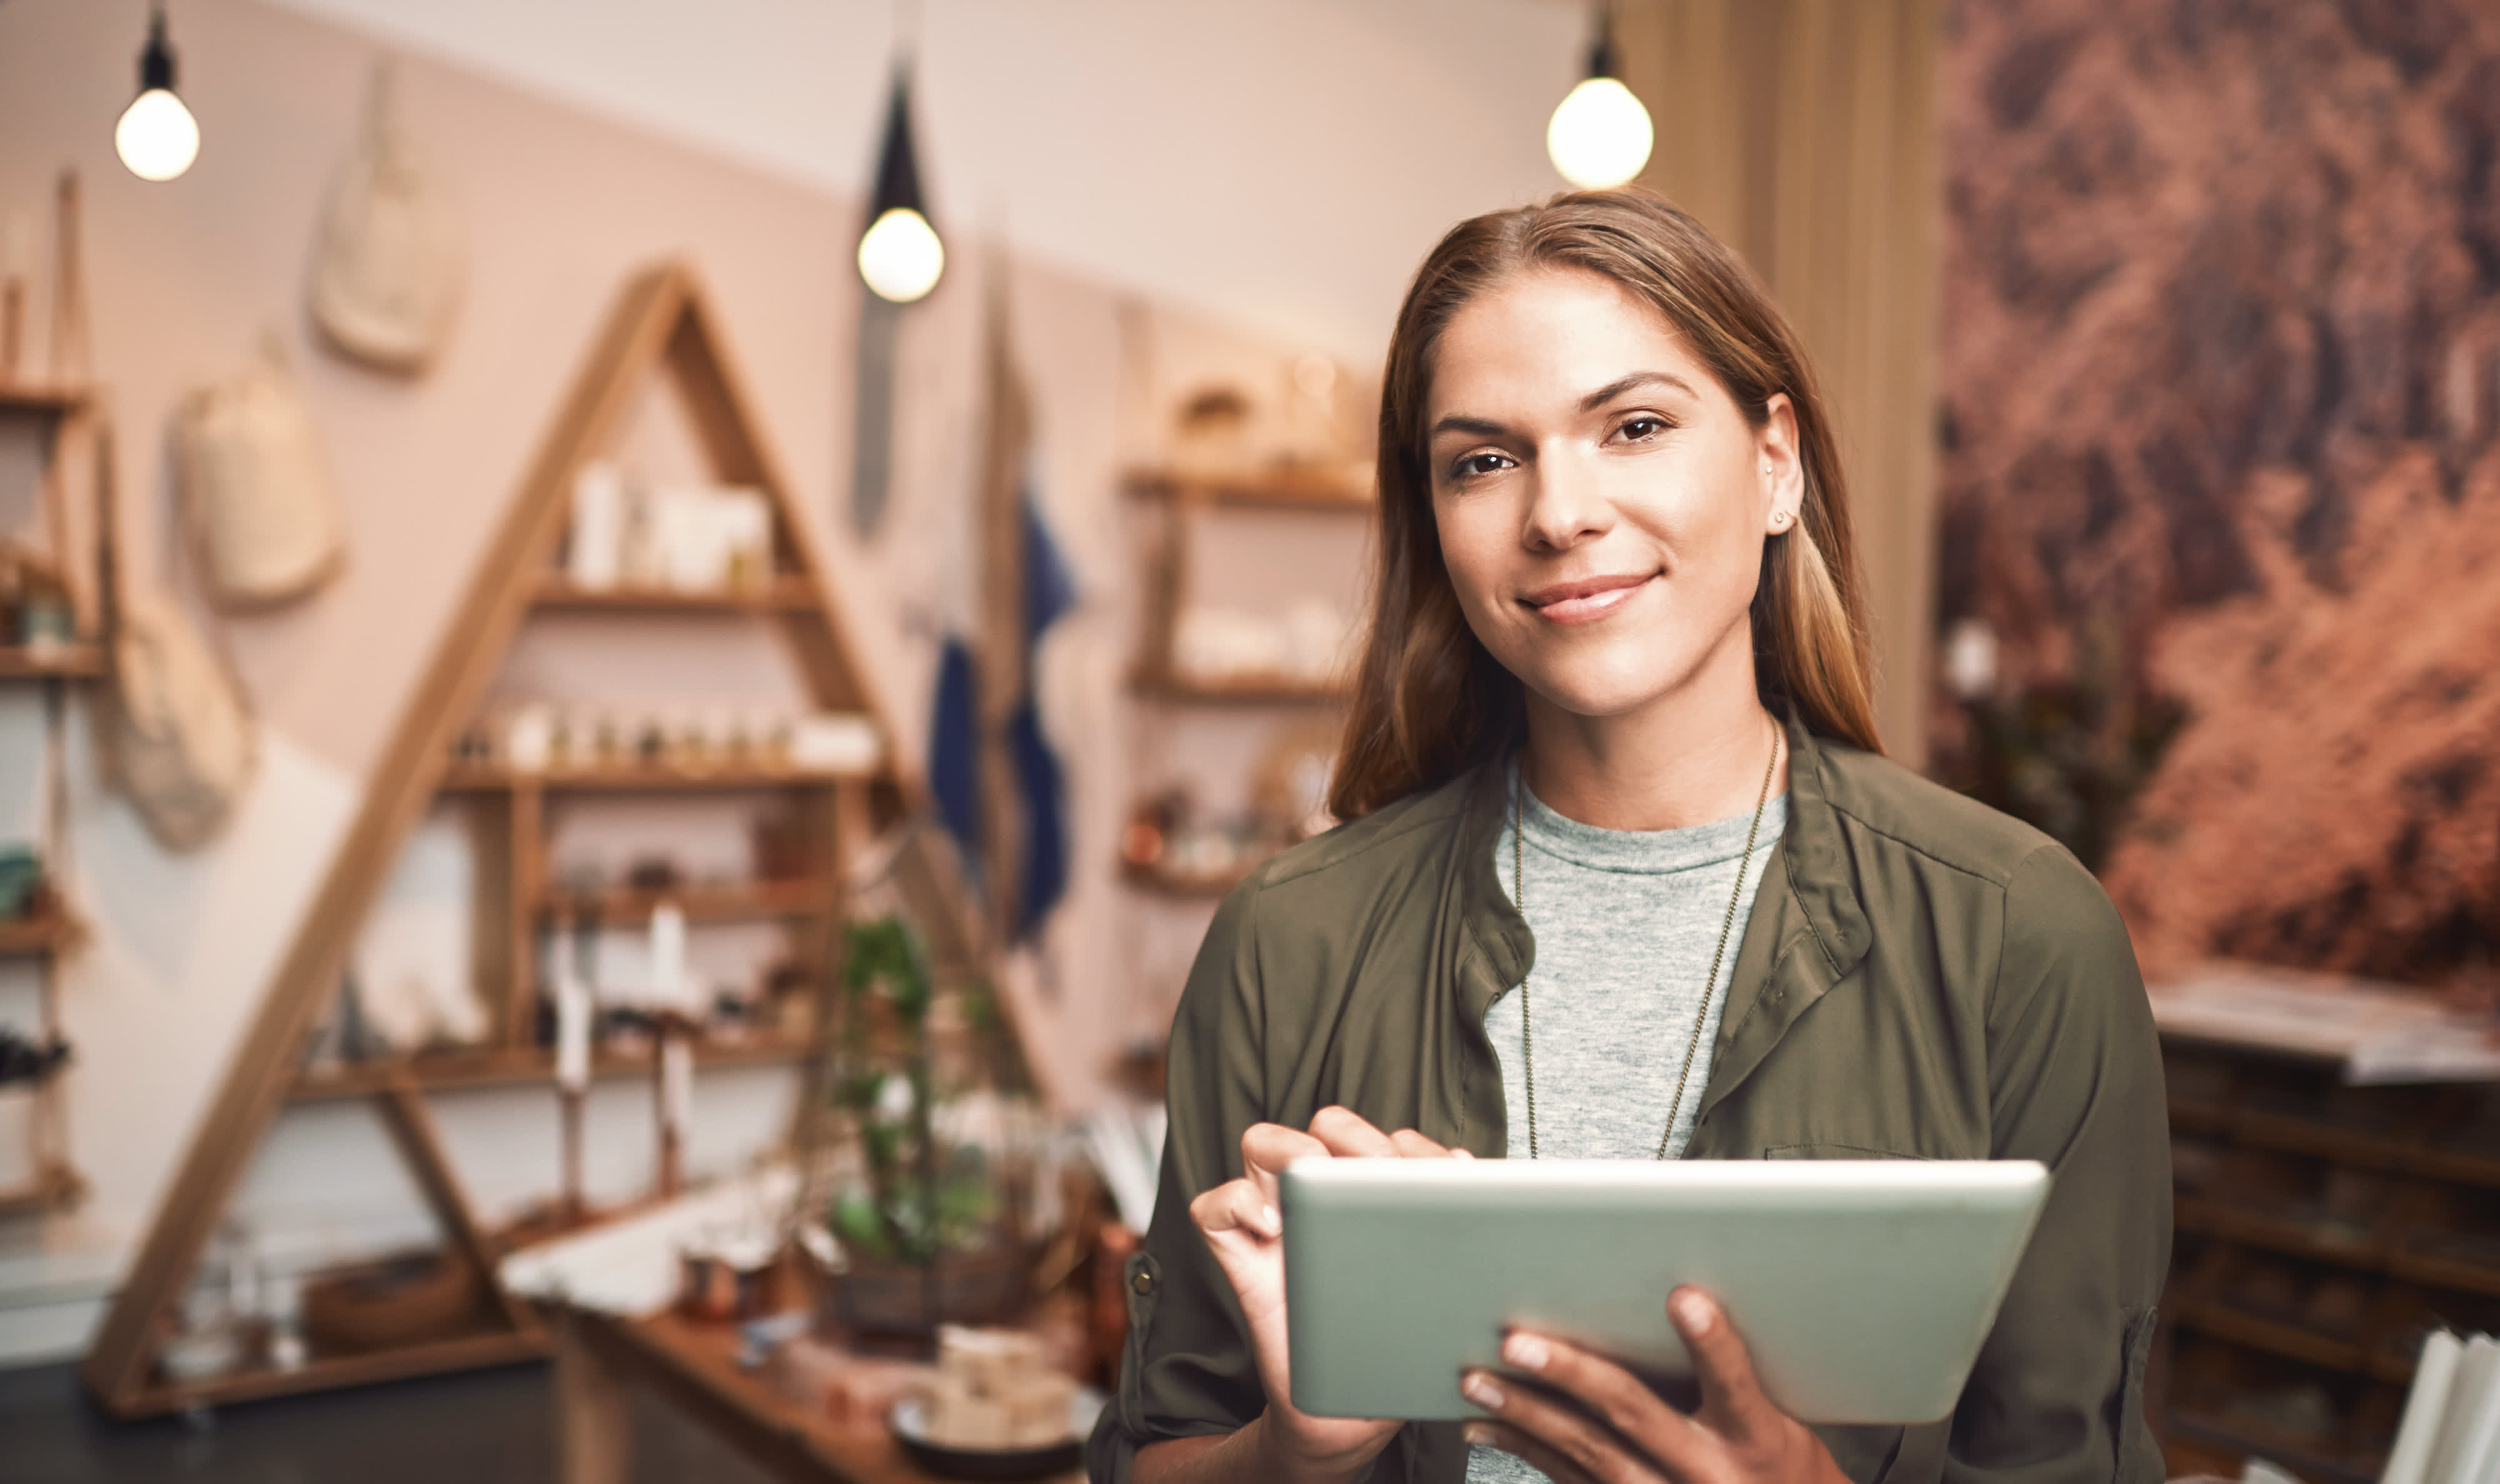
top-left (816, 915), bottom-right (1026, 1349)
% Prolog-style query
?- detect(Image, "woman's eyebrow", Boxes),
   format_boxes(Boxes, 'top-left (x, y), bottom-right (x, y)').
top-left (1579, 371), bottom-right (1697, 411)
top-left (1428, 414), bottom-right (1510, 439)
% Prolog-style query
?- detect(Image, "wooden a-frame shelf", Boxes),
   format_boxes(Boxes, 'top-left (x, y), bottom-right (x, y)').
top-left (124, 1327), bottom-right (548, 1415)
top-left (80, 261), bottom-right (979, 1419)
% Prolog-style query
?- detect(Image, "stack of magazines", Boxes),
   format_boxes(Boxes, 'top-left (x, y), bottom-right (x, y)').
top-left (2386, 1332), bottom-right (2500, 1484)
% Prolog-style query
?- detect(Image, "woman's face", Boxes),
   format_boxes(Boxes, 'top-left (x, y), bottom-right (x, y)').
top-left (1426, 267), bottom-right (1802, 723)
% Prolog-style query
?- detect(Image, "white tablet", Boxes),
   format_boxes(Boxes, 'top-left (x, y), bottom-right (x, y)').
top-left (1281, 1158), bottom-right (2049, 1423)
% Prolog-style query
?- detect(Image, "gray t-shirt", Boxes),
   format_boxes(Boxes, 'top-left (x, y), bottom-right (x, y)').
top-left (1468, 764), bottom-right (1786, 1483)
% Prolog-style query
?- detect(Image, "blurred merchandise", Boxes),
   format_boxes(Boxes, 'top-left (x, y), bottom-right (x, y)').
top-left (915, 1324), bottom-right (1077, 1449)
top-left (563, 459), bottom-right (776, 595)
top-left (1170, 597), bottom-right (1353, 688)
top-left (299, 1248), bottom-right (486, 1355)
top-left (158, 1221), bottom-right (266, 1382)
top-left (0, 1026), bottom-right (70, 1086)
top-left (0, 544), bottom-right (75, 651)
top-left (676, 1225), bottom-right (781, 1322)
top-left (458, 702), bottom-right (881, 777)
top-left (0, 842), bottom-right (48, 918)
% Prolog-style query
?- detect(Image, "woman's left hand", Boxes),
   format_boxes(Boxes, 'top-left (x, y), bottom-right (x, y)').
top-left (1460, 1286), bottom-right (1850, 1484)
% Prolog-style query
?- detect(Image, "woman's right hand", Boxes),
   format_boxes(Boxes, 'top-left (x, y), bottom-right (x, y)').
top-left (1186, 1105), bottom-right (1472, 1482)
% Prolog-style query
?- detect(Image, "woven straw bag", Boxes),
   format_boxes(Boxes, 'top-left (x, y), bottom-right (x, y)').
top-left (172, 337), bottom-right (348, 611)
top-left (308, 57), bottom-right (462, 372)
top-left (101, 587), bottom-right (258, 853)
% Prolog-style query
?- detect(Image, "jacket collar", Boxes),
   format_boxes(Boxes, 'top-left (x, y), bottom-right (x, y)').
top-left (1452, 701), bottom-right (1876, 1126)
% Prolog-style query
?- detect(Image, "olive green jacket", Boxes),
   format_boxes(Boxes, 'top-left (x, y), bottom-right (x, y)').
top-left (1088, 709), bottom-right (2171, 1484)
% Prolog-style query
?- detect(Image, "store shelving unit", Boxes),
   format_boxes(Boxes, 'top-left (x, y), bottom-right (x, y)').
top-left (1115, 465), bottom-right (1367, 904)
top-left (81, 262), bottom-right (926, 1417)
top-left (2154, 1032), bottom-right (2500, 1482)
top-left (0, 377), bottom-right (111, 1220)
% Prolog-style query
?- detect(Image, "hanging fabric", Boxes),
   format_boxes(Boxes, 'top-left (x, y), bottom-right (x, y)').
top-left (172, 334), bottom-right (348, 610)
top-left (308, 56), bottom-right (463, 374)
top-left (926, 265), bottom-right (1072, 944)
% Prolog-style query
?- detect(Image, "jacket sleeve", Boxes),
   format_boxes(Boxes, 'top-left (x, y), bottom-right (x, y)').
top-left (1085, 877), bottom-right (1275, 1482)
top-left (1948, 844), bottom-right (2172, 1484)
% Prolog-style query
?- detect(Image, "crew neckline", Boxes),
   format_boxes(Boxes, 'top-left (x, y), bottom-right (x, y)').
top-left (1505, 759), bottom-right (1789, 875)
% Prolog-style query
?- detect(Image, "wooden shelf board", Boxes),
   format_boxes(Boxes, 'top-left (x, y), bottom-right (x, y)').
top-left (118, 1326), bottom-right (546, 1417)
top-left (2171, 1297), bottom-right (2389, 1380)
top-left (0, 644), bottom-right (103, 679)
top-left (2389, 1243), bottom-right (2500, 1300)
top-left (289, 1035), bottom-right (816, 1102)
top-left (1129, 672), bottom-right (1349, 706)
top-left (1124, 466), bottom-right (1373, 512)
top-left (1119, 857), bottom-right (1254, 899)
top-left (2164, 1409), bottom-right (2381, 1484)
top-left (0, 1162), bottom-right (84, 1217)
top-left (2172, 1097), bottom-right (2500, 1190)
top-left (2406, 1143), bottom-right (2500, 1189)
top-left (539, 879), bottom-right (831, 922)
top-left (0, 909), bottom-right (77, 955)
top-left (532, 576), bottom-right (817, 613)
top-left (2173, 1198), bottom-right (2386, 1272)
top-left (0, 384), bottom-right (91, 415)
top-left (440, 762), bottom-right (868, 794)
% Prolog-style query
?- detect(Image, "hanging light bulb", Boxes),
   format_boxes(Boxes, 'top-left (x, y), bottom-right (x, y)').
top-left (856, 66), bottom-right (943, 304)
top-left (1546, 4), bottom-right (1651, 190)
top-left (116, 1), bottom-right (200, 182)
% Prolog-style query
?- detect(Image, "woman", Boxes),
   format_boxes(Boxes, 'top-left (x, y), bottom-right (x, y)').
top-left (1086, 189), bottom-right (2169, 1484)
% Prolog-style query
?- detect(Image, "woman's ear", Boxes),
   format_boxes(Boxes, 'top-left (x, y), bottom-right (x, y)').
top-left (1758, 393), bottom-right (1804, 534)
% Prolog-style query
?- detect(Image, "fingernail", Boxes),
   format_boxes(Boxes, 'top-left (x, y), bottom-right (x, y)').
top-left (1462, 1423), bottom-right (1493, 1446)
top-left (1259, 1205), bottom-right (1280, 1232)
top-left (1675, 1290), bottom-right (1714, 1332)
top-left (1453, 1148), bottom-right (1476, 1160)
top-left (1502, 1333), bottom-right (1549, 1370)
top-left (1462, 1371), bottom-right (1506, 1410)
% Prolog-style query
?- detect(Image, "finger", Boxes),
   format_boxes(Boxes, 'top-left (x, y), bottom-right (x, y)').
top-left (1188, 1177), bottom-right (1281, 1240)
top-left (1458, 1367), bottom-right (1664, 1484)
top-left (1239, 1122), bottom-right (1329, 1207)
top-left (1499, 1331), bottom-right (1712, 1480)
top-left (1307, 1105), bottom-right (1398, 1157)
top-left (1462, 1420), bottom-right (1609, 1484)
top-left (1670, 1286), bottom-right (1778, 1441)
top-left (1388, 1128), bottom-right (1458, 1158)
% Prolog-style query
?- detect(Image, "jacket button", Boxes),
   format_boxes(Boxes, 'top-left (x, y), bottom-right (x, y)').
top-left (1131, 1268), bottom-right (1154, 1296)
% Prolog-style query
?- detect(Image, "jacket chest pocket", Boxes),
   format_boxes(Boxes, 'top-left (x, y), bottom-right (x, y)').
top-left (1761, 1142), bottom-right (1934, 1160)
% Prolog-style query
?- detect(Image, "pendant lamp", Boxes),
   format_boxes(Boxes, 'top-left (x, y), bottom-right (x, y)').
top-left (116, 1), bottom-right (201, 182)
top-left (856, 67), bottom-right (944, 304)
top-left (1546, 3), bottom-right (1651, 190)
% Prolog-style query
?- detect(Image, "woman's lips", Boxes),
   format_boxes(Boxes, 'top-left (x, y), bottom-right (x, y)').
top-left (1520, 572), bottom-right (1654, 625)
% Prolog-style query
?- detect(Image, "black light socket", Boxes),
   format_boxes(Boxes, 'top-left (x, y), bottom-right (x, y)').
top-left (867, 66), bottom-right (927, 222)
top-left (1586, 3), bottom-right (1619, 81)
top-left (139, 9), bottom-right (177, 93)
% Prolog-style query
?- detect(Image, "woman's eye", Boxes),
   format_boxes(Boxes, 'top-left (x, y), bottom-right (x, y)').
top-left (1616, 416), bottom-right (1669, 442)
top-left (1451, 452), bottom-right (1512, 480)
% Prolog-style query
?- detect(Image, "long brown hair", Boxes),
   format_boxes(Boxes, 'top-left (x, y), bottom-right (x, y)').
top-left (1328, 187), bottom-right (1883, 820)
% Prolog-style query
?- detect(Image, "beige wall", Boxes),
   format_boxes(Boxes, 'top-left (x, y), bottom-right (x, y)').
top-left (0, 0), bottom-right (1334, 1330)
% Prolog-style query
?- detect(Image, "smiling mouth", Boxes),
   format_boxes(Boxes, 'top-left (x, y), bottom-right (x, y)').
top-left (1519, 572), bottom-right (1655, 625)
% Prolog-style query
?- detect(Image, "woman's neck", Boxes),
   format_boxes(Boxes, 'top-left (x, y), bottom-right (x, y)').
top-left (1519, 650), bottom-right (1788, 832)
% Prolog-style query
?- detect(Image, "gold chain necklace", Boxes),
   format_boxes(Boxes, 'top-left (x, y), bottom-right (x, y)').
top-left (1510, 725), bottom-right (1781, 1160)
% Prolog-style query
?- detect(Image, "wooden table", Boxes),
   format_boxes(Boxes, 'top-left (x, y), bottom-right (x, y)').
top-left (549, 1305), bottom-right (1085, 1484)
